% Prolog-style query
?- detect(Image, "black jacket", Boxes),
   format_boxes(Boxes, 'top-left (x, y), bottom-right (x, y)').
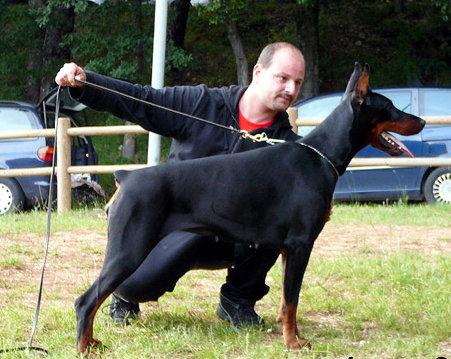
top-left (71, 72), bottom-right (300, 162)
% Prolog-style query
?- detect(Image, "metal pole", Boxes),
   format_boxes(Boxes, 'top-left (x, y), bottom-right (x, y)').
top-left (147, 0), bottom-right (168, 166)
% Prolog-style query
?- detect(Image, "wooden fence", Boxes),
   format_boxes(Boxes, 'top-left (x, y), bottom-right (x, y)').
top-left (0, 111), bottom-right (450, 213)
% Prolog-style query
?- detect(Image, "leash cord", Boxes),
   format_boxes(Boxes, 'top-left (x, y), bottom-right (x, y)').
top-left (75, 78), bottom-right (285, 145)
top-left (0, 88), bottom-right (61, 357)
top-left (76, 79), bottom-right (241, 134)
top-left (27, 87), bottom-right (61, 351)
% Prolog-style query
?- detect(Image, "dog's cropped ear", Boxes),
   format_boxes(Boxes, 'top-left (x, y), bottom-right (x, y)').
top-left (353, 64), bottom-right (370, 105)
top-left (342, 62), bottom-right (362, 101)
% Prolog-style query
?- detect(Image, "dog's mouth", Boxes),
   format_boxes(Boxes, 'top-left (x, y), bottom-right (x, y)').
top-left (378, 131), bottom-right (414, 157)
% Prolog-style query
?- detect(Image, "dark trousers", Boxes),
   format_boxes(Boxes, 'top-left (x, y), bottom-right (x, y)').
top-left (114, 231), bottom-right (280, 305)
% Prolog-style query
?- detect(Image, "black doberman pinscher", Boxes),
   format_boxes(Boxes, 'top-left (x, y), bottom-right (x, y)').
top-left (74, 63), bottom-right (425, 353)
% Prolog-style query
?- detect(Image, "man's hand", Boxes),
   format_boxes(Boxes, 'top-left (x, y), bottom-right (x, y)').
top-left (55, 62), bottom-right (86, 88)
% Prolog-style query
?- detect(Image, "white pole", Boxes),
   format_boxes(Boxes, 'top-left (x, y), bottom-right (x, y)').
top-left (147, 0), bottom-right (168, 166)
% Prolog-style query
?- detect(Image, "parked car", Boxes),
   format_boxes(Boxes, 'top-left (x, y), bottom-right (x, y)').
top-left (294, 87), bottom-right (451, 203)
top-left (0, 87), bottom-right (102, 214)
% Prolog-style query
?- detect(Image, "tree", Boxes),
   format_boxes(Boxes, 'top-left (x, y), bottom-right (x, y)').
top-left (26, 0), bottom-right (45, 102)
top-left (294, 0), bottom-right (320, 99)
top-left (27, 0), bottom-right (82, 102)
top-left (169, 0), bottom-right (192, 49)
top-left (122, 0), bottom-right (147, 160)
top-left (197, 0), bottom-right (249, 86)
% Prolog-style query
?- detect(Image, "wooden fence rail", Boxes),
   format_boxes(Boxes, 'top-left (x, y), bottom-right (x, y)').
top-left (0, 113), bottom-right (450, 212)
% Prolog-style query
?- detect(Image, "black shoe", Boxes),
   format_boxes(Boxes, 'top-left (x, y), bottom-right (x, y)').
top-left (109, 294), bottom-right (140, 325)
top-left (216, 294), bottom-right (264, 327)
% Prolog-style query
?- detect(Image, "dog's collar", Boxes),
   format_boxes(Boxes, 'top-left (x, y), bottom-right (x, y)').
top-left (297, 143), bottom-right (340, 178)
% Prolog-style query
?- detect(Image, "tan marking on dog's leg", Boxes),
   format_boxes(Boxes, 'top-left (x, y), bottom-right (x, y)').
top-left (104, 181), bottom-right (121, 213)
top-left (281, 304), bottom-right (311, 350)
top-left (278, 250), bottom-right (311, 351)
top-left (282, 304), bottom-right (299, 349)
top-left (324, 202), bottom-right (333, 223)
top-left (77, 299), bottom-right (106, 354)
top-left (276, 251), bottom-right (287, 323)
top-left (276, 288), bottom-right (286, 324)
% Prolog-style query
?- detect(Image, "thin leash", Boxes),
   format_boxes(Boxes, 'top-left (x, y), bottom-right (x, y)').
top-left (75, 78), bottom-right (286, 146)
top-left (0, 88), bottom-right (62, 357)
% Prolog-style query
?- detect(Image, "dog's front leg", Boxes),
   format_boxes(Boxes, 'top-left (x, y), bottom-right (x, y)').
top-left (278, 242), bottom-right (313, 350)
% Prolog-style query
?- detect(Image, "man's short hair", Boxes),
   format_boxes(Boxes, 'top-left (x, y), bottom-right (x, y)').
top-left (257, 42), bottom-right (303, 68)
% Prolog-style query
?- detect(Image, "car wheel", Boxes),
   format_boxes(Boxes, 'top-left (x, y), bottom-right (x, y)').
top-left (0, 178), bottom-right (25, 214)
top-left (423, 167), bottom-right (451, 204)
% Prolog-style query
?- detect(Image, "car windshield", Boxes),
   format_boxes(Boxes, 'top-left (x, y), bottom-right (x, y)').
top-left (298, 95), bottom-right (341, 119)
top-left (296, 89), bottom-right (414, 136)
top-left (0, 108), bottom-right (38, 132)
top-left (419, 89), bottom-right (451, 116)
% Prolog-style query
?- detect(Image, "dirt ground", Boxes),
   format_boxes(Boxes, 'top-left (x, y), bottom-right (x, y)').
top-left (1, 223), bottom-right (449, 307)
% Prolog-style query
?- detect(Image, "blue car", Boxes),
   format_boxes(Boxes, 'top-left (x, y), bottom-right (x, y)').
top-left (0, 88), bottom-right (100, 214)
top-left (294, 87), bottom-right (451, 203)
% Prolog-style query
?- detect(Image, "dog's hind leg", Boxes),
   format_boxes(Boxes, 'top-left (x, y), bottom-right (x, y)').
top-left (75, 181), bottom-right (167, 353)
top-left (276, 250), bottom-right (288, 325)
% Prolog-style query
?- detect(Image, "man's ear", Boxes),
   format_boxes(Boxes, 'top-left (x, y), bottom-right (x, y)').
top-left (353, 64), bottom-right (370, 105)
top-left (253, 63), bottom-right (263, 82)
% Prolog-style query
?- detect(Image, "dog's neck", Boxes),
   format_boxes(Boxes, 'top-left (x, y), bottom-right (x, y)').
top-left (299, 97), bottom-right (368, 176)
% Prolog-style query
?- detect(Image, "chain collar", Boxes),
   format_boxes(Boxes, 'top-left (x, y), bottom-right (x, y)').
top-left (296, 142), bottom-right (340, 178)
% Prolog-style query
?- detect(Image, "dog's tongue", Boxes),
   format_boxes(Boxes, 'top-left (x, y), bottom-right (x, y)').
top-left (382, 131), bottom-right (414, 157)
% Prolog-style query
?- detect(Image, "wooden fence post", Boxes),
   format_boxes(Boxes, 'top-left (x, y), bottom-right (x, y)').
top-left (57, 117), bottom-right (71, 213)
top-left (287, 107), bottom-right (298, 134)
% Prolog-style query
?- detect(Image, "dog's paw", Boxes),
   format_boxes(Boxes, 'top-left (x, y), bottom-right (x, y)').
top-left (285, 336), bottom-right (311, 351)
top-left (77, 338), bottom-right (106, 356)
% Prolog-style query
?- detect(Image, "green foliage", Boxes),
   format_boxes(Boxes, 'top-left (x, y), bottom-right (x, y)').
top-left (196, 0), bottom-right (247, 25)
top-left (318, 0), bottom-right (450, 91)
top-left (434, 0), bottom-right (450, 20)
top-left (166, 40), bottom-right (194, 73)
top-left (33, 0), bottom-right (87, 28)
top-left (63, 1), bottom-right (150, 81)
top-left (63, 0), bottom-right (193, 82)
top-left (0, 0), bottom-right (449, 175)
top-left (0, 3), bottom-right (36, 99)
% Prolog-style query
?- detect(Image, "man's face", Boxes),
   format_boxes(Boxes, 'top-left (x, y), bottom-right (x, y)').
top-left (254, 48), bottom-right (305, 112)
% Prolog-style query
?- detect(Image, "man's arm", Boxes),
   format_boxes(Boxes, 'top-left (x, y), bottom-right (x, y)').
top-left (55, 63), bottom-right (208, 139)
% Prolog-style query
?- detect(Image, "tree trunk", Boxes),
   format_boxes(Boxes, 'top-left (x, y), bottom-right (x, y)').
top-left (39, 7), bottom-right (75, 100)
top-left (295, 1), bottom-right (320, 99)
top-left (121, 0), bottom-right (145, 160)
top-left (169, 0), bottom-right (191, 49)
top-left (135, 0), bottom-right (146, 79)
top-left (226, 21), bottom-right (249, 86)
top-left (26, 0), bottom-right (45, 102)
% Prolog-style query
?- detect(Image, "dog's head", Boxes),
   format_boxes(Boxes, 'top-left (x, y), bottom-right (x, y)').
top-left (344, 63), bottom-right (425, 157)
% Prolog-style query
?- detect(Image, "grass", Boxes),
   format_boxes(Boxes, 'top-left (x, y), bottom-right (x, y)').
top-left (332, 202), bottom-right (451, 227)
top-left (1, 203), bottom-right (449, 234)
top-left (0, 256), bottom-right (24, 270)
top-left (0, 204), bottom-right (449, 358)
top-left (0, 207), bottom-right (107, 234)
